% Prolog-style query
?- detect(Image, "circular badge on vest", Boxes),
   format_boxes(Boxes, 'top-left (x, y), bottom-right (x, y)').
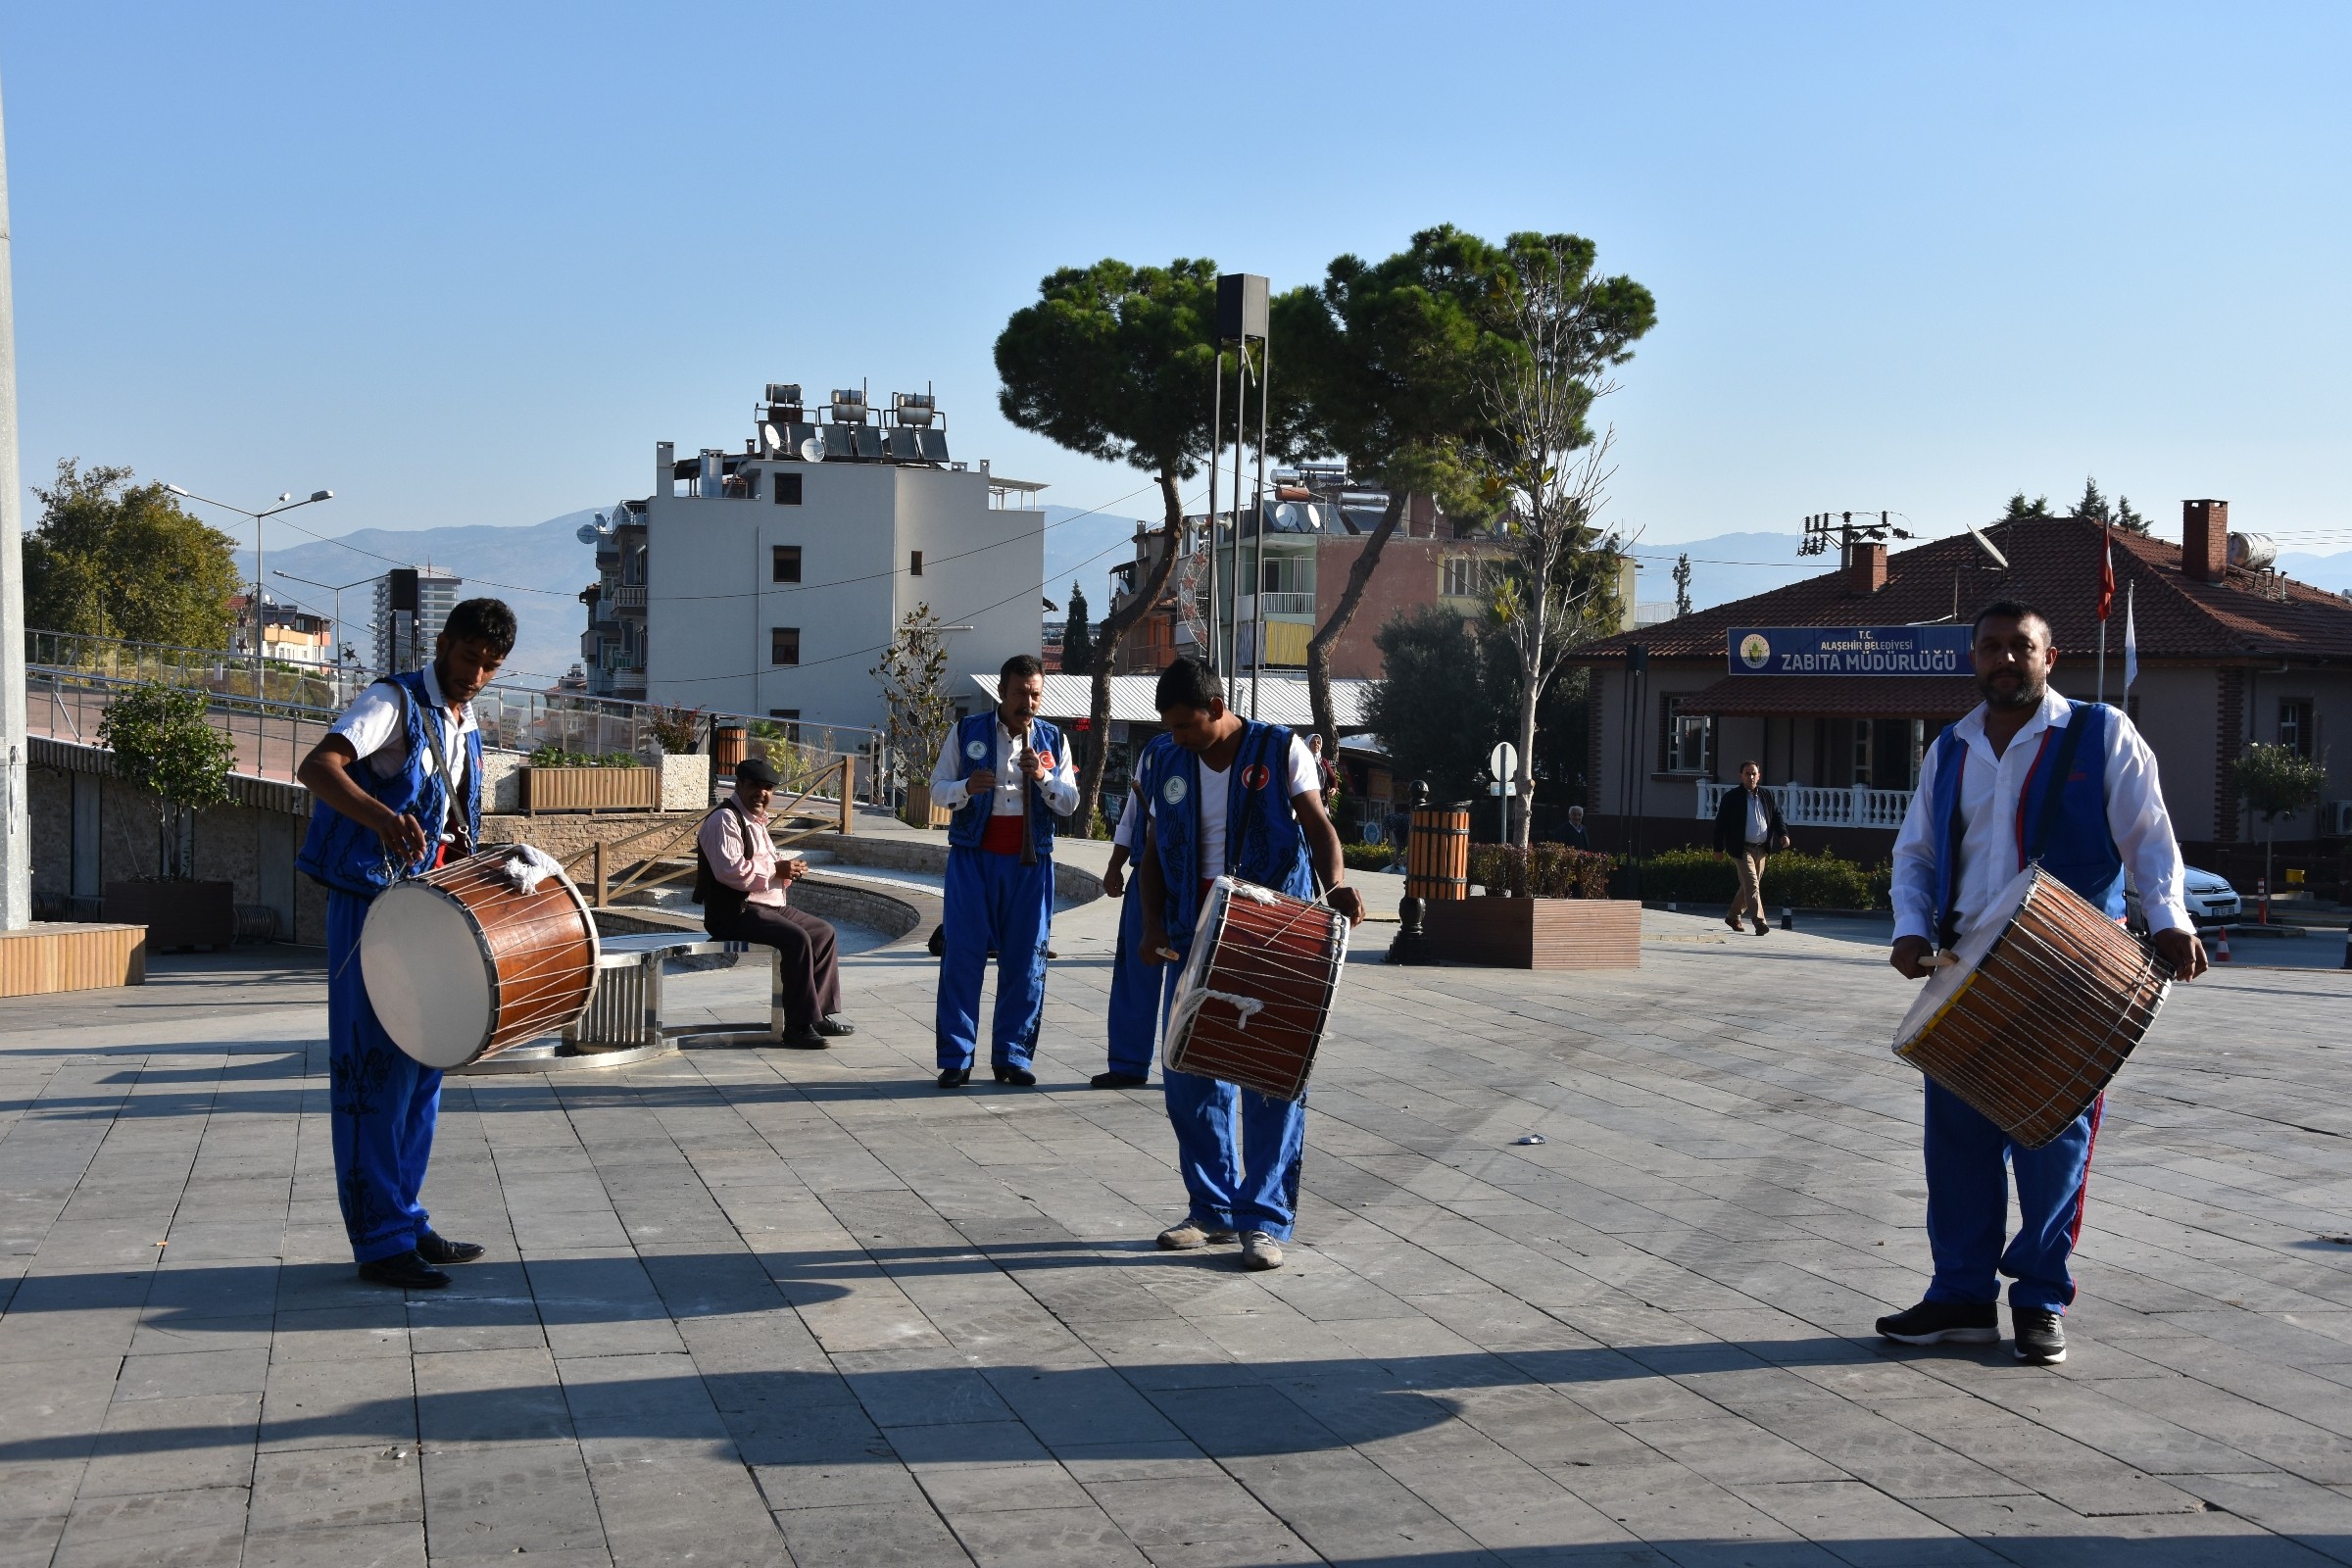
top-left (1242, 763), bottom-right (1271, 791)
top-left (964, 739), bottom-right (989, 761)
top-left (1162, 775), bottom-right (1189, 806)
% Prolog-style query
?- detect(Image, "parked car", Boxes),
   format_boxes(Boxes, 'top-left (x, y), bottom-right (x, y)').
top-left (2125, 866), bottom-right (2241, 933)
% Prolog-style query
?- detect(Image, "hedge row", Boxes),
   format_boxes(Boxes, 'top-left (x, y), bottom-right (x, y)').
top-left (1618, 847), bottom-right (1890, 909)
top-left (1467, 842), bottom-right (1616, 900)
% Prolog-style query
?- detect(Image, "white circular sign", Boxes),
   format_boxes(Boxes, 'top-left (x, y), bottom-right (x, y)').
top-left (1740, 632), bottom-right (1772, 670)
top-left (964, 739), bottom-right (989, 761)
top-left (1162, 775), bottom-right (1189, 805)
top-left (1489, 742), bottom-right (1518, 779)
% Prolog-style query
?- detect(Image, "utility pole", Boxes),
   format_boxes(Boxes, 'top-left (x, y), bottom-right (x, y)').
top-left (0, 73), bottom-right (26, 931)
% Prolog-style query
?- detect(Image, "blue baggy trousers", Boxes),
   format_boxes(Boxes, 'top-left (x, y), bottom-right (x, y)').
top-left (326, 890), bottom-right (441, 1263)
top-left (1103, 888), bottom-right (1157, 1080)
top-left (1923, 1079), bottom-right (2102, 1315)
top-left (1158, 964), bottom-right (1307, 1240)
top-left (936, 847), bottom-right (1054, 1071)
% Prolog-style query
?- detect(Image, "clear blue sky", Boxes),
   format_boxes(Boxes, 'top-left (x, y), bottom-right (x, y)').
top-left (4, 2), bottom-right (2345, 574)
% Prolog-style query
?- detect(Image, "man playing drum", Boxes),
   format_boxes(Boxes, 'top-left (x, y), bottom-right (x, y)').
top-left (929, 655), bottom-right (1078, 1089)
top-left (295, 598), bottom-right (514, 1291)
top-left (1882, 600), bottom-right (2207, 1363)
top-left (696, 755), bottom-right (856, 1050)
top-left (1135, 659), bottom-right (1363, 1271)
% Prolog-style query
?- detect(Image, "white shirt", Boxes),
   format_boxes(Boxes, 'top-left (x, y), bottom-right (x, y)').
top-left (1110, 785), bottom-right (1143, 851)
top-left (929, 716), bottom-right (1080, 818)
top-left (1193, 735), bottom-right (1321, 876)
top-left (1891, 690), bottom-right (2189, 944)
top-left (328, 665), bottom-right (476, 839)
top-left (1744, 790), bottom-right (1771, 846)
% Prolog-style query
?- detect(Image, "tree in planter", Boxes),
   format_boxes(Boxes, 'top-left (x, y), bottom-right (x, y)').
top-left (2234, 742), bottom-right (2328, 906)
top-left (1474, 232), bottom-right (1656, 846)
top-left (995, 257), bottom-right (1317, 824)
top-left (871, 604), bottom-right (957, 819)
top-left (97, 683), bottom-right (236, 879)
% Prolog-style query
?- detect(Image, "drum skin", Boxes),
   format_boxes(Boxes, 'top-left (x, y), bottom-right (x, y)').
top-left (360, 850), bottom-right (600, 1070)
top-left (1166, 876), bottom-right (1348, 1102)
top-left (1893, 867), bottom-right (2170, 1148)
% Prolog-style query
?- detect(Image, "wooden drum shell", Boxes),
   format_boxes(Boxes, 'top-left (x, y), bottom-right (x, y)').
top-left (1406, 806), bottom-right (1469, 903)
top-left (362, 850), bottom-right (600, 1070)
top-left (1893, 868), bottom-right (2170, 1149)
top-left (1165, 877), bottom-right (1348, 1102)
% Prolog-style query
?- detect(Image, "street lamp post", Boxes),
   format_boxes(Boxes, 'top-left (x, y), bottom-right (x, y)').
top-left (165, 484), bottom-right (333, 775)
top-left (274, 568), bottom-right (372, 704)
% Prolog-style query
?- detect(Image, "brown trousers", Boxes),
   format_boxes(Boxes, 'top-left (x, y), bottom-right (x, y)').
top-left (1732, 848), bottom-right (1770, 928)
top-left (710, 903), bottom-right (842, 1028)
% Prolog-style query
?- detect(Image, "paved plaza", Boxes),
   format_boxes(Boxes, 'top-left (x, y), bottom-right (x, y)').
top-left (4, 899), bottom-right (2352, 1567)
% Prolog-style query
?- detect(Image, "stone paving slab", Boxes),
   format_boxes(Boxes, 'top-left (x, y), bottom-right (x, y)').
top-left (2, 913), bottom-right (2350, 1565)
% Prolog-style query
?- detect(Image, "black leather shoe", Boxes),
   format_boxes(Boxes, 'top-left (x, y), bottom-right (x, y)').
top-left (357, 1250), bottom-right (451, 1290)
top-left (814, 1015), bottom-right (857, 1037)
top-left (993, 1064), bottom-right (1036, 1087)
top-left (416, 1232), bottom-right (484, 1266)
top-left (1877, 1299), bottom-right (1997, 1346)
top-left (1091, 1071), bottom-right (1148, 1089)
top-left (780, 1025), bottom-right (831, 1051)
top-left (927, 925), bottom-right (946, 957)
top-left (937, 1067), bottom-right (970, 1089)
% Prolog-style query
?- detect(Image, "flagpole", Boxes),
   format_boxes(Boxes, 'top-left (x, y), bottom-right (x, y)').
top-left (2098, 622), bottom-right (2106, 705)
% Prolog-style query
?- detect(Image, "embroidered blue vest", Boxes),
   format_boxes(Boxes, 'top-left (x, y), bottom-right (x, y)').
top-left (1139, 720), bottom-right (1315, 952)
top-left (296, 670), bottom-right (483, 898)
top-left (1927, 700), bottom-right (2124, 941)
top-left (945, 710), bottom-right (1064, 853)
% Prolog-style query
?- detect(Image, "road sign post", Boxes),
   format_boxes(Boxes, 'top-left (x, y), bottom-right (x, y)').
top-left (1488, 742), bottom-right (1518, 846)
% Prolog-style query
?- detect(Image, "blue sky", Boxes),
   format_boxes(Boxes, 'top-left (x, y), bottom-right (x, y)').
top-left (4, 2), bottom-right (2345, 581)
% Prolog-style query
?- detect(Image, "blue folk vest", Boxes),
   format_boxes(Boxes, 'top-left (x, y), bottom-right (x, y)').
top-left (1927, 700), bottom-right (2124, 943)
top-left (945, 710), bottom-right (1064, 853)
top-left (1139, 720), bottom-right (1315, 952)
top-left (296, 670), bottom-right (484, 898)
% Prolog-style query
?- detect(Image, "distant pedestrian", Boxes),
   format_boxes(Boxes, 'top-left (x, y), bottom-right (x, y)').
top-left (1306, 732), bottom-right (1339, 810)
top-left (1562, 805), bottom-right (1592, 852)
top-left (1712, 760), bottom-right (1788, 935)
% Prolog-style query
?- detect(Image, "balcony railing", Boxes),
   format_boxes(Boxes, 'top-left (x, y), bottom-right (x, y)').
top-left (612, 585), bottom-right (647, 610)
top-left (1696, 779), bottom-right (1914, 830)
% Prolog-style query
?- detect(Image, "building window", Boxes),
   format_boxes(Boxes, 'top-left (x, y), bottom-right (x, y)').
top-left (2280, 698), bottom-right (2315, 760)
top-left (909, 550), bottom-right (923, 577)
top-left (770, 627), bottom-right (800, 666)
top-left (771, 546), bottom-right (802, 584)
top-left (1442, 556), bottom-right (1492, 599)
top-left (1659, 695), bottom-right (1713, 774)
top-left (773, 472), bottom-right (803, 506)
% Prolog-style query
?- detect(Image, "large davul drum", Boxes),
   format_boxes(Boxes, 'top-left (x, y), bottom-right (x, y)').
top-left (361, 849), bottom-right (601, 1070)
top-left (1892, 865), bottom-right (2171, 1148)
top-left (1164, 875), bottom-right (1349, 1102)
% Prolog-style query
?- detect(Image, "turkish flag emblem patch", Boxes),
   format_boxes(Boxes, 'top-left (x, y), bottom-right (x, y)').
top-left (1241, 763), bottom-right (1271, 791)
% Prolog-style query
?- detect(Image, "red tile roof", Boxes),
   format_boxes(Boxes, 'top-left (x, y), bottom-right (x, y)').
top-left (1579, 516), bottom-right (2352, 665)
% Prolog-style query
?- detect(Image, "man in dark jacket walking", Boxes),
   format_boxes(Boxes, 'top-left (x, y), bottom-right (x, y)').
top-left (1712, 760), bottom-right (1788, 935)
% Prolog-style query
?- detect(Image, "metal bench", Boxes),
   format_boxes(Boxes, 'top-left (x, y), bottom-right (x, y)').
top-left (454, 931), bottom-right (799, 1074)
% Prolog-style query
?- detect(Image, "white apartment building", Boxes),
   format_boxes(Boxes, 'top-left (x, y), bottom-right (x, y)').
top-left (581, 383), bottom-right (1047, 734)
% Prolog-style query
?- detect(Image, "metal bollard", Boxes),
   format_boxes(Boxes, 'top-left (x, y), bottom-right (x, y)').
top-left (2340, 922), bottom-right (2351, 970)
top-left (1780, 906), bottom-right (1794, 931)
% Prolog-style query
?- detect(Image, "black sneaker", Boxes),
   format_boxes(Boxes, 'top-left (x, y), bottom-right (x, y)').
top-left (992, 1063), bottom-right (1036, 1087)
top-left (1091, 1071), bottom-right (1148, 1089)
top-left (416, 1231), bottom-right (484, 1266)
top-left (2013, 1307), bottom-right (2067, 1364)
top-left (1876, 1299), bottom-right (1998, 1346)
top-left (357, 1250), bottom-right (451, 1291)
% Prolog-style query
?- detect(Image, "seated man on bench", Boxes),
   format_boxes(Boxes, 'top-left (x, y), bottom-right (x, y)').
top-left (696, 757), bottom-right (856, 1050)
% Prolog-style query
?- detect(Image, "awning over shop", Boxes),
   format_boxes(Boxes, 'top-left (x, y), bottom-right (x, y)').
top-left (1685, 674), bottom-right (1979, 718)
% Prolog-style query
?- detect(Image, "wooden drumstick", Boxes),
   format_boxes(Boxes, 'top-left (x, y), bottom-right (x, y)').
top-left (1918, 953), bottom-right (1958, 968)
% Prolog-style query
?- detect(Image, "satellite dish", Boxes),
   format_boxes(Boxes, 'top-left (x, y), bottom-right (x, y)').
top-left (799, 435), bottom-right (825, 464)
top-left (760, 421), bottom-right (782, 455)
top-left (1966, 521), bottom-right (2009, 569)
top-left (575, 522), bottom-right (601, 545)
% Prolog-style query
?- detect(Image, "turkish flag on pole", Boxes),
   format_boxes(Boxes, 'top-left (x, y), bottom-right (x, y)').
top-left (2096, 516), bottom-right (2116, 621)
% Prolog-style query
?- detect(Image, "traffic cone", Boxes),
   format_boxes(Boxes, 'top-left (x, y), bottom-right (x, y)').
top-left (2213, 925), bottom-right (2231, 964)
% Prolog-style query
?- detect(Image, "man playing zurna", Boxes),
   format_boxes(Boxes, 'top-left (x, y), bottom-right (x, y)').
top-left (1882, 601), bottom-right (2206, 1364)
top-left (695, 754), bottom-right (855, 1050)
top-left (930, 655), bottom-right (1078, 1088)
top-left (1135, 659), bottom-right (1363, 1271)
top-left (295, 598), bottom-right (514, 1291)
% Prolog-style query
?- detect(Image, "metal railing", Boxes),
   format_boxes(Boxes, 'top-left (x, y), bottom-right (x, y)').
top-left (28, 665), bottom-right (341, 784)
top-left (1696, 778), bottom-right (1914, 830)
top-left (566, 753), bottom-right (856, 906)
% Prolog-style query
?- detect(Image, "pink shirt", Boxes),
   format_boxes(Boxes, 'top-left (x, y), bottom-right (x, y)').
top-left (699, 801), bottom-right (787, 907)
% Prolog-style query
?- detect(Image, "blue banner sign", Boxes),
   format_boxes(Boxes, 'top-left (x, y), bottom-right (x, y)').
top-left (1727, 625), bottom-right (1972, 676)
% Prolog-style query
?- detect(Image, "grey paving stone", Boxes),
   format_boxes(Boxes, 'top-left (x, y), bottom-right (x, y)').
top-left (770, 1499), bottom-right (968, 1565)
top-left (248, 1444), bottom-right (422, 1533)
top-left (236, 1521), bottom-right (425, 1568)
top-left (420, 1438), bottom-right (606, 1560)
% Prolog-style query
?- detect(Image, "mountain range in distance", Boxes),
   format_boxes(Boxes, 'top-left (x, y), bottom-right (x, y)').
top-left (241, 513), bottom-right (2352, 692)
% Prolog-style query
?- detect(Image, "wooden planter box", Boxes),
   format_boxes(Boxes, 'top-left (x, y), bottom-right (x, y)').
top-left (523, 765), bottom-right (660, 813)
top-left (105, 880), bottom-right (237, 952)
top-left (901, 783), bottom-right (953, 830)
top-left (1423, 895), bottom-right (1642, 970)
top-left (0, 924), bottom-right (147, 997)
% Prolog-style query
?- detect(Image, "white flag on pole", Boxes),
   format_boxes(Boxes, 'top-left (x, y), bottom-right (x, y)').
top-left (2123, 582), bottom-right (2138, 694)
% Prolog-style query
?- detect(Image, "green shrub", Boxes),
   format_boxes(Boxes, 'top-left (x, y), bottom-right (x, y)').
top-left (1609, 847), bottom-right (1884, 908)
top-left (529, 746), bottom-right (638, 769)
top-left (1466, 842), bottom-right (1615, 898)
top-left (1343, 842), bottom-right (1393, 873)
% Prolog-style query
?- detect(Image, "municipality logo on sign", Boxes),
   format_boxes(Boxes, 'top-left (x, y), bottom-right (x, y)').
top-left (1162, 775), bottom-right (1189, 805)
top-left (965, 739), bottom-right (989, 761)
top-left (1740, 633), bottom-right (1772, 669)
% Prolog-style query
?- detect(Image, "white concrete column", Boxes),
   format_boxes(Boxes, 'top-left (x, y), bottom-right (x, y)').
top-left (0, 74), bottom-right (25, 932)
